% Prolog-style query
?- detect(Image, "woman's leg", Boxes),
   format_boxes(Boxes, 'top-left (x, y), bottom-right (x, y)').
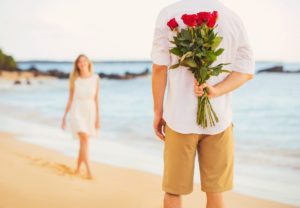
top-left (77, 132), bottom-right (93, 178)
top-left (75, 135), bottom-right (83, 174)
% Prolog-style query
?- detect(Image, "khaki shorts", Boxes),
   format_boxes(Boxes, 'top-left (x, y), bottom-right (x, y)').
top-left (163, 123), bottom-right (235, 195)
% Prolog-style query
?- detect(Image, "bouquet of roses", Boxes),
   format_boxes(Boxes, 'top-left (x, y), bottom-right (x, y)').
top-left (167, 11), bottom-right (230, 128)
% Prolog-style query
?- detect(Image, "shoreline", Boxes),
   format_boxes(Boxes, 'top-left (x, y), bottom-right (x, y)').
top-left (0, 69), bottom-right (56, 80)
top-left (0, 131), bottom-right (298, 208)
top-left (0, 67), bottom-right (150, 81)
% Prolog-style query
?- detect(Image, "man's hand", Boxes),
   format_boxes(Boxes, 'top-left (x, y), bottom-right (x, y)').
top-left (153, 114), bottom-right (166, 141)
top-left (194, 79), bottom-right (220, 98)
top-left (194, 71), bottom-right (254, 98)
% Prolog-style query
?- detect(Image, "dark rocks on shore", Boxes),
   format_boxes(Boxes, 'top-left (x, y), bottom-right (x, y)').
top-left (26, 79), bottom-right (31, 85)
top-left (25, 66), bottom-right (42, 77)
top-left (1, 65), bottom-right (150, 81)
top-left (257, 65), bottom-right (300, 73)
top-left (47, 69), bottom-right (69, 79)
top-left (99, 68), bottom-right (149, 80)
top-left (23, 66), bottom-right (69, 79)
top-left (14, 80), bottom-right (21, 85)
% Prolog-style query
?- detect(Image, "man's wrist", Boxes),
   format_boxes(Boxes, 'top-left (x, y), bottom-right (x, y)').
top-left (154, 109), bottom-right (163, 117)
top-left (214, 84), bottom-right (224, 97)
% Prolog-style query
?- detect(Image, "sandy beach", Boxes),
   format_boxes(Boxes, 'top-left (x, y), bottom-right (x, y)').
top-left (0, 131), bottom-right (298, 208)
top-left (0, 70), bottom-right (55, 80)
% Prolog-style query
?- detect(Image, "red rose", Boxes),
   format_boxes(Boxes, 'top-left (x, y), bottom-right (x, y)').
top-left (207, 11), bottom-right (218, 28)
top-left (167, 18), bottom-right (179, 30)
top-left (197, 12), bottom-right (212, 25)
top-left (181, 14), bottom-right (198, 27)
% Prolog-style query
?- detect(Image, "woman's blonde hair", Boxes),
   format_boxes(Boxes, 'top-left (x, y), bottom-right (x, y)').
top-left (69, 54), bottom-right (94, 90)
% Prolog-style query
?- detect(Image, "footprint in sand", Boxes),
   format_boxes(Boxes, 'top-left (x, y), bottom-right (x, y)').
top-left (16, 153), bottom-right (93, 180)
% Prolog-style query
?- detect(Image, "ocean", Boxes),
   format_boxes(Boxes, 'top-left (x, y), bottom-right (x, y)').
top-left (0, 61), bottom-right (299, 206)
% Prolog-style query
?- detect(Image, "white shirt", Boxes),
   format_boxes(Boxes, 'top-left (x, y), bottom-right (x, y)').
top-left (151, 0), bottom-right (255, 135)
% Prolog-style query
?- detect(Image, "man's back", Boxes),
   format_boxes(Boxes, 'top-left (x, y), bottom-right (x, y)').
top-left (151, 0), bottom-right (255, 134)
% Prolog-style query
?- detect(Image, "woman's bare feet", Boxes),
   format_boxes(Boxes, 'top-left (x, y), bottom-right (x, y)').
top-left (86, 171), bottom-right (93, 180)
top-left (74, 167), bottom-right (80, 175)
top-left (74, 167), bottom-right (93, 180)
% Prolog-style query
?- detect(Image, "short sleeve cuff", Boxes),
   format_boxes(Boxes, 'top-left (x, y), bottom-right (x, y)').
top-left (151, 53), bottom-right (171, 66)
top-left (229, 60), bottom-right (255, 75)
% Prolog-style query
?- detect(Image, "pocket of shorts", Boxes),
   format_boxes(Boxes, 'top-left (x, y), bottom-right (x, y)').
top-left (163, 124), bottom-right (168, 140)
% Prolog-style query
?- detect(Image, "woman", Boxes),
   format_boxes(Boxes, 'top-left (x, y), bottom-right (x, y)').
top-left (61, 54), bottom-right (100, 179)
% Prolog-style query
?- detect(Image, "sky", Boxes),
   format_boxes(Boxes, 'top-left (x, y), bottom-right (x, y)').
top-left (0, 0), bottom-right (299, 62)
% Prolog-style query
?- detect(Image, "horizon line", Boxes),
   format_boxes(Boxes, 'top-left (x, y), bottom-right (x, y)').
top-left (16, 59), bottom-right (300, 64)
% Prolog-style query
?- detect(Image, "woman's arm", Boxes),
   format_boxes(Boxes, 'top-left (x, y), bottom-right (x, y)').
top-left (61, 88), bottom-right (74, 129)
top-left (95, 78), bottom-right (100, 129)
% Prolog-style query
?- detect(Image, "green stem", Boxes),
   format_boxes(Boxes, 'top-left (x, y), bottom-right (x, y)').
top-left (196, 85), bottom-right (220, 128)
top-left (206, 98), bottom-right (214, 127)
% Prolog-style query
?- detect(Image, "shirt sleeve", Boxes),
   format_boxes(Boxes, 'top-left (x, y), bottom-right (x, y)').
top-left (230, 20), bottom-right (255, 75)
top-left (150, 9), bottom-right (171, 66)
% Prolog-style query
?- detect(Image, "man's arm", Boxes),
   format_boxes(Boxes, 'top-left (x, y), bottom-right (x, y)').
top-left (194, 71), bottom-right (254, 98)
top-left (150, 8), bottom-right (171, 140)
top-left (152, 64), bottom-right (168, 140)
top-left (194, 16), bottom-right (255, 98)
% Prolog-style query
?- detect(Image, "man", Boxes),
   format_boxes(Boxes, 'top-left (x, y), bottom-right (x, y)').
top-left (151, 0), bottom-right (255, 207)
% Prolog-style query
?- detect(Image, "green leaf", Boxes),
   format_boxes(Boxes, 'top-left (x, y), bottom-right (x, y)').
top-left (169, 63), bottom-right (180, 69)
top-left (196, 38), bottom-right (203, 46)
top-left (181, 48), bottom-right (188, 54)
top-left (220, 69), bottom-right (231, 73)
top-left (202, 43), bottom-right (210, 48)
top-left (210, 63), bottom-right (223, 70)
top-left (173, 37), bottom-right (181, 45)
top-left (196, 52), bottom-right (203, 58)
top-left (211, 70), bottom-right (221, 76)
top-left (208, 30), bottom-right (215, 42)
top-left (212, 36), bottom-right (222, 49)
top-left (170, 48), bottom-right (182, 56)
top-left (215, 48), bottom-right (224, 56)
top-left (200, 27), bottom-right (206, 38)
top-left (180, 51), bottom-right (193, 62)
top-left (200, 67), bottom-right (208, 80)
top-left (182, 29), bottom-right (192, 41)
top-left (207, 52), bottom-right (217, 62)
top-left (181, 58), bottom-right (197, 68)
top-left (179, 41), bottom-right (190, 48)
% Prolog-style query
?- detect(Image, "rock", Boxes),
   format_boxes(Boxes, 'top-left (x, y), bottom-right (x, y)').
top-left (14, 80), bottom-right (21, 85)
top-left (25, 66), bottom-right (40, 77)
top-left (26, 66), bottom-right (39, 72)
top-left (46, 69), bottom-right (69, 79)
top-left (284, 69), bottom-right (300, 73)
top-left (257, 65), bottom-right (300, 73)
top-left (99, 68), bottom-right (149, 80)
top-left (257, 66), bottom-right (283, 73)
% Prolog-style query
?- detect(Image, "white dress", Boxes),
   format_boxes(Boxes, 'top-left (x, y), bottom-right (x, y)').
top-left (70, 73), bottom-right (99, 139)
